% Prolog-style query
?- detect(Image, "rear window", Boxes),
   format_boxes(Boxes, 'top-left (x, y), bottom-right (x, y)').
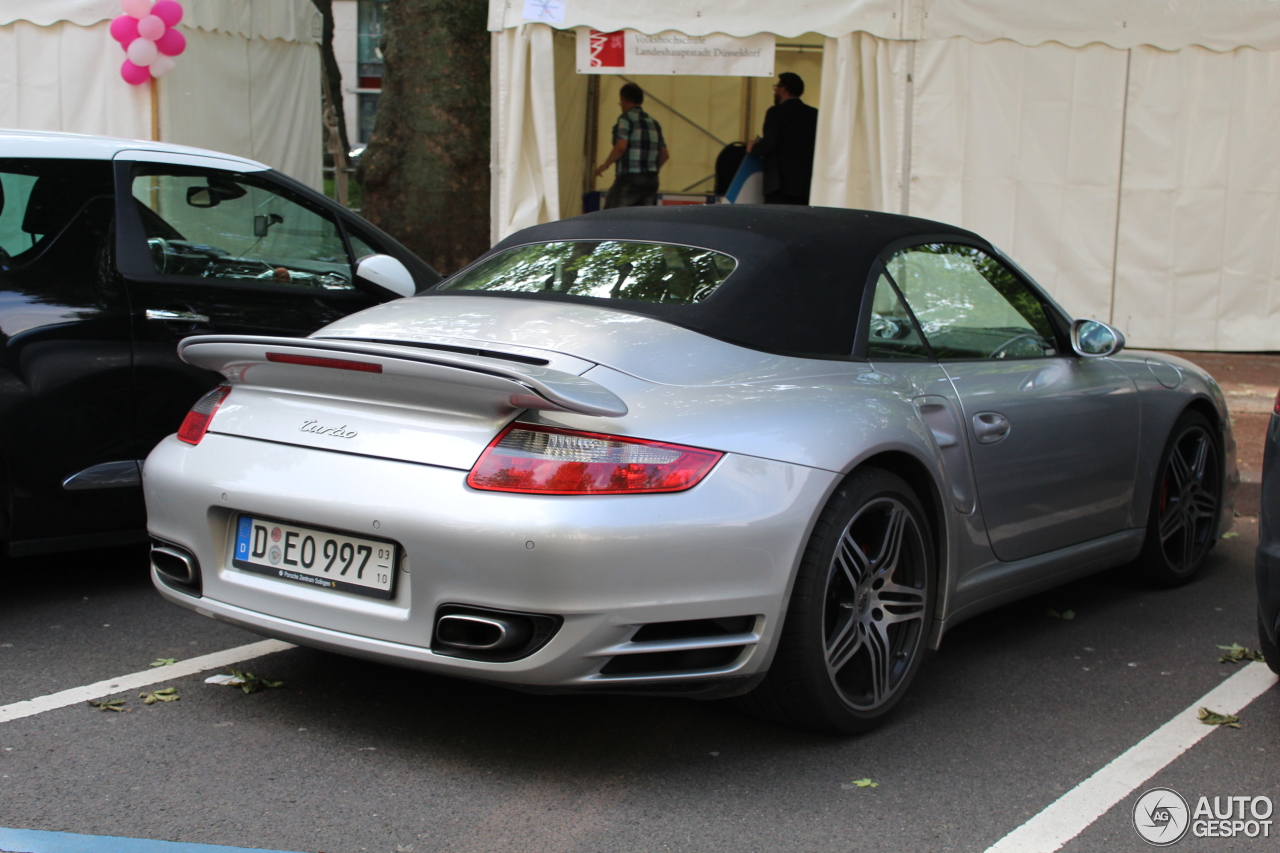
top-left (438, 240), bottom-right (737, 305)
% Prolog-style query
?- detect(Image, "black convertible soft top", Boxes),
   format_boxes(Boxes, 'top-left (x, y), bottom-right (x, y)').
top-left (427, 205), bottom-right (987, 359)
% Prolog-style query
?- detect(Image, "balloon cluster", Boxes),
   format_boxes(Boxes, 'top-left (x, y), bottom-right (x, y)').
top-left (110, 0), bottom-right (187, 85)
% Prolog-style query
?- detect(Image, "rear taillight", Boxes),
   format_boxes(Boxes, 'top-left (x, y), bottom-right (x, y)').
top-left (1274, 388), bottom-right (1280, 416)
top-left (177, 386), bottom-right (232, 445)
top-left (467, 423), bottom-right (722, 495)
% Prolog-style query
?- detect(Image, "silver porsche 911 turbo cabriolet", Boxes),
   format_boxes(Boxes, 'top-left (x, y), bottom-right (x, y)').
top-left (143, 206), bottom-right (1236, 733)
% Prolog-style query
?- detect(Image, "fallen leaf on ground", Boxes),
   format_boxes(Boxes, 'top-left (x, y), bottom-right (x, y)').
top-left (88, 698), bottom-right (128, 712)
top-left (141, 687), bottom-right (180, 705)
top-left (1046, 608), bottom-right (1076, 620)
top-left (1198, 707), bottom-right (1240, 728)
top-left (849, 778), bottom-right (879, 788)
top-left (207, 669), bottom-right (283, 694)
top-left (1217, 643), bottom-right (1265, 664)
top-left (1221, 531), bottom-right (1240, 539)
top-left (149, 658), bottom-right (177, 667)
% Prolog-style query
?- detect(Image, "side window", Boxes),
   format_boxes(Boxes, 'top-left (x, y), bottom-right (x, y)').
top-left (866, 274), bottom-right (929, 359)
top-left (129, 166), bottom-right (355, 291)
top-left (886, 243), bottom-right (1058, 360)
top-left (345, 226), bottom-right (384, 264)
top-left (0, 159), bottom-right (114, 264)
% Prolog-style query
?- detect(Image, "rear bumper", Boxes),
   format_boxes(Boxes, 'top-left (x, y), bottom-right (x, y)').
top-left (144, 433), bottom-right (837, 688)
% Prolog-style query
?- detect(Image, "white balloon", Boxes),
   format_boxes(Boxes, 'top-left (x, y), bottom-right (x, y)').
top-left (127, 36), bottom-right (158, 66)
top-left (149, 54), bottom-right (177, 78)
top-left (121, 0), bottom-right (152, 18)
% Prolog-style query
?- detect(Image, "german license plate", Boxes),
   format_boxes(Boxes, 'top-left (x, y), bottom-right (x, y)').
top-left (232, 515), bottom-right (397, 599)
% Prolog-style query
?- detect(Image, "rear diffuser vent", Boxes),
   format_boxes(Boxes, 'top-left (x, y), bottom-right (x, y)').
top-left (630, 616), bottom-right (756, 643)
top-left (599, 646), bottom-right (744, 676)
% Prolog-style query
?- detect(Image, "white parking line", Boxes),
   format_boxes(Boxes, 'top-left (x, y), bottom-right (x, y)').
top-left (0, 639), bottom-right (294, 724)
top-left (985, 661), bottom-right (1278, 853)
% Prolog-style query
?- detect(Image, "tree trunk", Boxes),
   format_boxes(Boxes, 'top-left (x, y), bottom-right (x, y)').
top-left (310, 0), bottom-right (351, 156)
top-left (358, 0), bottom-right (490, 275)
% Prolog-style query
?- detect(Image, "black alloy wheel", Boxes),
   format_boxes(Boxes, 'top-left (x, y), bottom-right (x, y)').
top-left (737, 468), bottom-right (936, 734)
top-left (1138, 411), bottom-right (1222, 586)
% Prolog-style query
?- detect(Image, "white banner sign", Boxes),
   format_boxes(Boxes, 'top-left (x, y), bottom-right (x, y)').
top-left (575, 28), bottom-right (775, 77)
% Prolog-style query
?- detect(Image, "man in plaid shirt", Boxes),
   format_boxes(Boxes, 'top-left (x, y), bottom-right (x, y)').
top-left (594, 83), bottom-right (669, 208)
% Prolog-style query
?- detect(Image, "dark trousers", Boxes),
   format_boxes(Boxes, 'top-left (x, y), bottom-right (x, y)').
top-left (605, 172), bottom-right (660, 208)
top-left (765, 190), bottom-right (809, 205)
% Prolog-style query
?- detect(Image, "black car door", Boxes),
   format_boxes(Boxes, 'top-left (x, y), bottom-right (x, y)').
top-left (111, 152), bottom-right (389, 457)
top-left (0, 157), bottom-right (140, 551)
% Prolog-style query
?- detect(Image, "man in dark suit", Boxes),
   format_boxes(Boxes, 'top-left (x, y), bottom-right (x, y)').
top-left (747, 72), bottom-right (819, 205)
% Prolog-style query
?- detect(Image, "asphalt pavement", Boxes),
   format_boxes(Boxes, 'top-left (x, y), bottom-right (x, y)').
top-left (1, 518), bottom-right (1275, 853)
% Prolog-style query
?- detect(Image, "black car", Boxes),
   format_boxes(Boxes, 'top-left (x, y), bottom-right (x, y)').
top-left (1257, 390), bottom-right (1280, 671)
top-left (0, 130), bottom-right (438, 556)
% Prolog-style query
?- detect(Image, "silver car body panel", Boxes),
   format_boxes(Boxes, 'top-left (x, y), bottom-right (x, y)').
top-left (144, 432), bottom-right (837, 685)
top-left (144, 292), bottom-right (1238, 688)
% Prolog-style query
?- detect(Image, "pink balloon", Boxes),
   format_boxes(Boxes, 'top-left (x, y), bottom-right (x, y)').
top-left (127, 36), bottom-right (158, 66)
top-left (121, 59), bottom-right (151, 85)
top-left (109, 15), bottom-right (139, 44)
top-left (121, 0), bottom-right (152, 18)
top-left (137, 15), bottom-right (165, 40)
top-left (151, 0), bottom-right (184, 28)
top-left (149, 54), bottom-right (177, 78)
top-left (155, 27), bottom-right (186, 57)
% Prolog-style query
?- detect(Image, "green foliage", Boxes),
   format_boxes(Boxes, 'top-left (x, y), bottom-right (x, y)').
top-left (88, 698), bottom-right (128, 712)
top-left (1217, 643), bottom-right (1265, 664)
top-left (1198, 707), bottom-right (1240, 728)
top-left (140, 687), bottom-right (180, 705)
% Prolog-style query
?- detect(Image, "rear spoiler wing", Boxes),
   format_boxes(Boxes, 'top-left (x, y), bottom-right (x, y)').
top-left (178, 335), bottom-right (628, 418)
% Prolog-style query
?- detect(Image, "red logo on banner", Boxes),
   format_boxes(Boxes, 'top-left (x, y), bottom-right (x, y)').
top-left (589, 30), bottom-right (625, 67)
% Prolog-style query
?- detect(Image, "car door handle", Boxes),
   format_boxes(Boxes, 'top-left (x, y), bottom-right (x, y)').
top-left (972, 412), bottom-right (1011, 445)
top-left (146, 309), bottom-right (209, 324)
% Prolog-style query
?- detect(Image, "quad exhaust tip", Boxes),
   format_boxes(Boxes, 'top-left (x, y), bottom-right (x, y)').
top-left (432, 605), bottom-right (562, 662)
top-left (436, 613), bottom-right (529, 651)
top-left (151, 542), bottom-right (201, 592)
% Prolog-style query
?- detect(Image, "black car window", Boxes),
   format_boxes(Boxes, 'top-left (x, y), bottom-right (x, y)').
top-left (129, 164), bottom-right (355, 292)
top-left (0, 159), bottom-right (114, 267)
top-left (886, 243), bottom-right (1057, 360)
top-left (439, 240), bottom-right (737, 305)
top-left (866, 274), bottom-right (930, 360)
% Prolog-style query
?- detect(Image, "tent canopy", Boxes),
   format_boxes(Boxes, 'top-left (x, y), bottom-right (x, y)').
top-left (4, 1), bottom-right (318, 45)
top-left (488, 0), bottom-right (1280, 52)
top-left (1, 0), bottom-right (322, 188)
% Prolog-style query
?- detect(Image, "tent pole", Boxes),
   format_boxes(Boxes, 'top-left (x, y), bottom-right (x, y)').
top-left (584, 75), bottom-right (599, 197)
top-left (899, 41), bottom-right (916, 216)
top-left (150, 79), bottom-right (160, 141)
top-left (1109, 48), bottom-right (1133, 326)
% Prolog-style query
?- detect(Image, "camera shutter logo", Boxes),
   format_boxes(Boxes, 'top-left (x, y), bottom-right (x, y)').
top-left (1134, 787), bottom-right (1191, 846)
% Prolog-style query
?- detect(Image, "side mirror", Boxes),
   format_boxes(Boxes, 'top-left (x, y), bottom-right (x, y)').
top-left (186, 186), bottom-right (218, 208)
top-left (1071, 318), bottom-right (1125, 358)
top-left (355, 254), bottom-right (416, 300)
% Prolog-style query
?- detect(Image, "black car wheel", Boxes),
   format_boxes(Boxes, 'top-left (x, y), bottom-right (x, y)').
top-left (739, 468), bottom-right (935, 734)
top-left (1259, 614), bottom-right (1280, 677)
top-left (1137, 411), bottom-right (1222, 587)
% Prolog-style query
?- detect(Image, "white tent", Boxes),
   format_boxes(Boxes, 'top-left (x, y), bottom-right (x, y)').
top-left (1, 0), bottom-right (323, 189)
top-left (489, 0), bottom-right (1280, 351)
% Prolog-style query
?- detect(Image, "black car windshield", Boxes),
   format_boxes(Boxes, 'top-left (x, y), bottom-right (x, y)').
top-left (438, 240), bottom-right (737, 305)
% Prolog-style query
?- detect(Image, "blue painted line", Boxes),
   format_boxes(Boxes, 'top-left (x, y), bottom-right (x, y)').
top-left (0, 827), bottom-right (306, 853)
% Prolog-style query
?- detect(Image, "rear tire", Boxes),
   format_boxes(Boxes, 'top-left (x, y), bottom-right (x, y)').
top-left (1136, 411), bottom-right (1222, 587)
top-left (1259, 613), bottom-right (1280, 677)
top-left (737, 467), bottom-right (936, 734)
